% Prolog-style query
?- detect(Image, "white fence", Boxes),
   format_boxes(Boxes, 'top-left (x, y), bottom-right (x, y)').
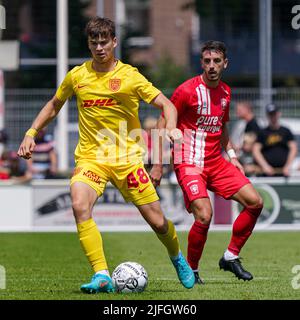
top-left (1, 177), bottom-right (300, 232)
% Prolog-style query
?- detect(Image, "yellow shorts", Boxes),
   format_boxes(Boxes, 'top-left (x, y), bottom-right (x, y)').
top-left (70, 161), bottom-right (159, 206)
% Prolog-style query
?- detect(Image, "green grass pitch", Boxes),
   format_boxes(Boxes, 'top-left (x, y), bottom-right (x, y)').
top-left (0, 231), bottom-right (299, 300)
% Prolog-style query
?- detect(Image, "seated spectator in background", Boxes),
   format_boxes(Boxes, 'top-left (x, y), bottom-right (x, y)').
top-left (0, 150), bottom-right (31, 182)
top-left (231, 101), bottom-right (261, 152)
top-left (27, 129), bottom-right (58, 179)
top-left (7, 151), bottom-right (32, 183)
top-left (253, 104), bottom-right (298, 177)
top-left (239, 133), bottom-right (261, 176)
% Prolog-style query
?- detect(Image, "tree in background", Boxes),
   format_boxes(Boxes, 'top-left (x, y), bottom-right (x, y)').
top-left (146, 55), bottom-right (193, 94)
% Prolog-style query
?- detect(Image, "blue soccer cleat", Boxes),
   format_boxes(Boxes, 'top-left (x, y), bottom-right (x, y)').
top-left (80, 273), bottom-right (115, 294)
top-left (171, 252), bottom-right (195, 289)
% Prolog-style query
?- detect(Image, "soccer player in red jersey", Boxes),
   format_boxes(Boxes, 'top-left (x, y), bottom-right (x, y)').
top-left (151, 41), bottom-right (263, 283)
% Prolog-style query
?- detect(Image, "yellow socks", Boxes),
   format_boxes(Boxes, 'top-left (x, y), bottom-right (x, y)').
top-left (156, 219), bottom-right (180, 258)
top-left (77, 218), bottom-right (180, 273)
top-left (77, 218), bottom-right (108, 273)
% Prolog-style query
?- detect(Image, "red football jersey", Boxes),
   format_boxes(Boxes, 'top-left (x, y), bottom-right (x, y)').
top-left (170, 75), bottom-right (231, 168)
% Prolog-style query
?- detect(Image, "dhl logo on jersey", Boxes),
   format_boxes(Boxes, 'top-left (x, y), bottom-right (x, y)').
top-left (82, 98), bottom-right (117, 108)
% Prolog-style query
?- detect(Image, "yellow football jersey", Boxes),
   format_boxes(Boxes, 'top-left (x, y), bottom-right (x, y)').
top-left (55, 60), bottom-right (161, 165)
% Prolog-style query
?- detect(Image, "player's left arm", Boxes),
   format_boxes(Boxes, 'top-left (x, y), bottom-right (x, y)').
top-left (151, 93), bottom-right (182, 141)
top-left (221, 124), bottom-right (245, 174)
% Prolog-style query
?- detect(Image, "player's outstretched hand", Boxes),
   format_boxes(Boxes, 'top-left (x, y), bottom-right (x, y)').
top-left (230, 158), bottom-right (245, 175)
top-left (17, 136), bottom-right (36, 159)
top-left (150, 164), bottom-right (163, 187)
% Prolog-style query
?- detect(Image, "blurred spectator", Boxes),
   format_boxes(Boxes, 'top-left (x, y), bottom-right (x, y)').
top-left (231, 101), bottom-right (261, 152)
top-left (27, 129), bottom-right (58, 179)
top-left (238, 133), bottom-right (261, 176)
top-left (0, 129), bottom-right (9, 159)
top-left (253, 104), bottom-right (298, 177)
top-left (7, 151), bottom-right (32, 183)
top-left (0, 150), bottom-right (31, 182)
top-left (236, 101), bottom-right (261, 135)
top-left (0, 150), bottom-right (10, 180)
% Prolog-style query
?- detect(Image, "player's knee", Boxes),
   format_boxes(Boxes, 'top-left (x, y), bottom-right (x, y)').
top-left (72, 199), bottom-right (92, 221)
top-left (245, 194), bottom-right (264, 218)
top-left (152, 222), bottom-right (167, 234)
top-left (195, 212), bottom-right (212, 225)
top-left (240, 185), bottom-right (264, 208)
top-left (247, 193), bottom-right (264, 210)
top-left (256, 195), bottom-right (264, 210)
top-left (150, 214), bottom-right (167, 233)
top-left (191, 201), bottom-right (212, 225)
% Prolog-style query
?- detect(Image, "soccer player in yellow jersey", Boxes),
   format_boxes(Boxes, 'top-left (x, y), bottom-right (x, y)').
top-left (18, 17), bottom-right (195, 293)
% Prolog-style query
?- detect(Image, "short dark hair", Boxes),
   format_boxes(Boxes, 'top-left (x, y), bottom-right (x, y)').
top-left (201, 40), bottom-right (227, 59)
top-left (85, 17), bottom-right (116, 39)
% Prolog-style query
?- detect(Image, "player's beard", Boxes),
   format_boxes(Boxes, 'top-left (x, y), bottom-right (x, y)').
top-left (207, 71), bottom-right (220, 81)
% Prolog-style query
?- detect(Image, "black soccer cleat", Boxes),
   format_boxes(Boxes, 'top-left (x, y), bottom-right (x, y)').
top-left (219, 257), bottom-right (253, 281)
top-left (194, 271), bottom-right (205, 285)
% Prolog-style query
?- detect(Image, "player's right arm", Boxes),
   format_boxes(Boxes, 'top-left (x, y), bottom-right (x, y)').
top-left (150, 86), bottom-right (186, 186)
top-left (17, 96), bottom-right (65, 159)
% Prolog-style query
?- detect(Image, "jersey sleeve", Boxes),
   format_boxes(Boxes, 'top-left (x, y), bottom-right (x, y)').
top-left (223, 87), bottom-right (231, 123)
top-left (55, 71), bottom-right (74, 102)
top-left (132, 69), bottom-right (161, 103)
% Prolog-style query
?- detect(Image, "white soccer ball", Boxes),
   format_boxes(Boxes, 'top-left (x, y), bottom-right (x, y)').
top-left (112, 261), bottom-right (148, 293)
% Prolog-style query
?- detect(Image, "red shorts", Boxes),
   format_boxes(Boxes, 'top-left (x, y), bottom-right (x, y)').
top-left (174, 157), bottom-right (250, 212)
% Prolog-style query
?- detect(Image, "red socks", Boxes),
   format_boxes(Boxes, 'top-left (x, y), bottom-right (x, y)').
top-left (187, 205), bottom-right (262, 270)
top-left (228, 205), bottom-right (262, 256)
top-left (187, 221), bottom-right (210, 270)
